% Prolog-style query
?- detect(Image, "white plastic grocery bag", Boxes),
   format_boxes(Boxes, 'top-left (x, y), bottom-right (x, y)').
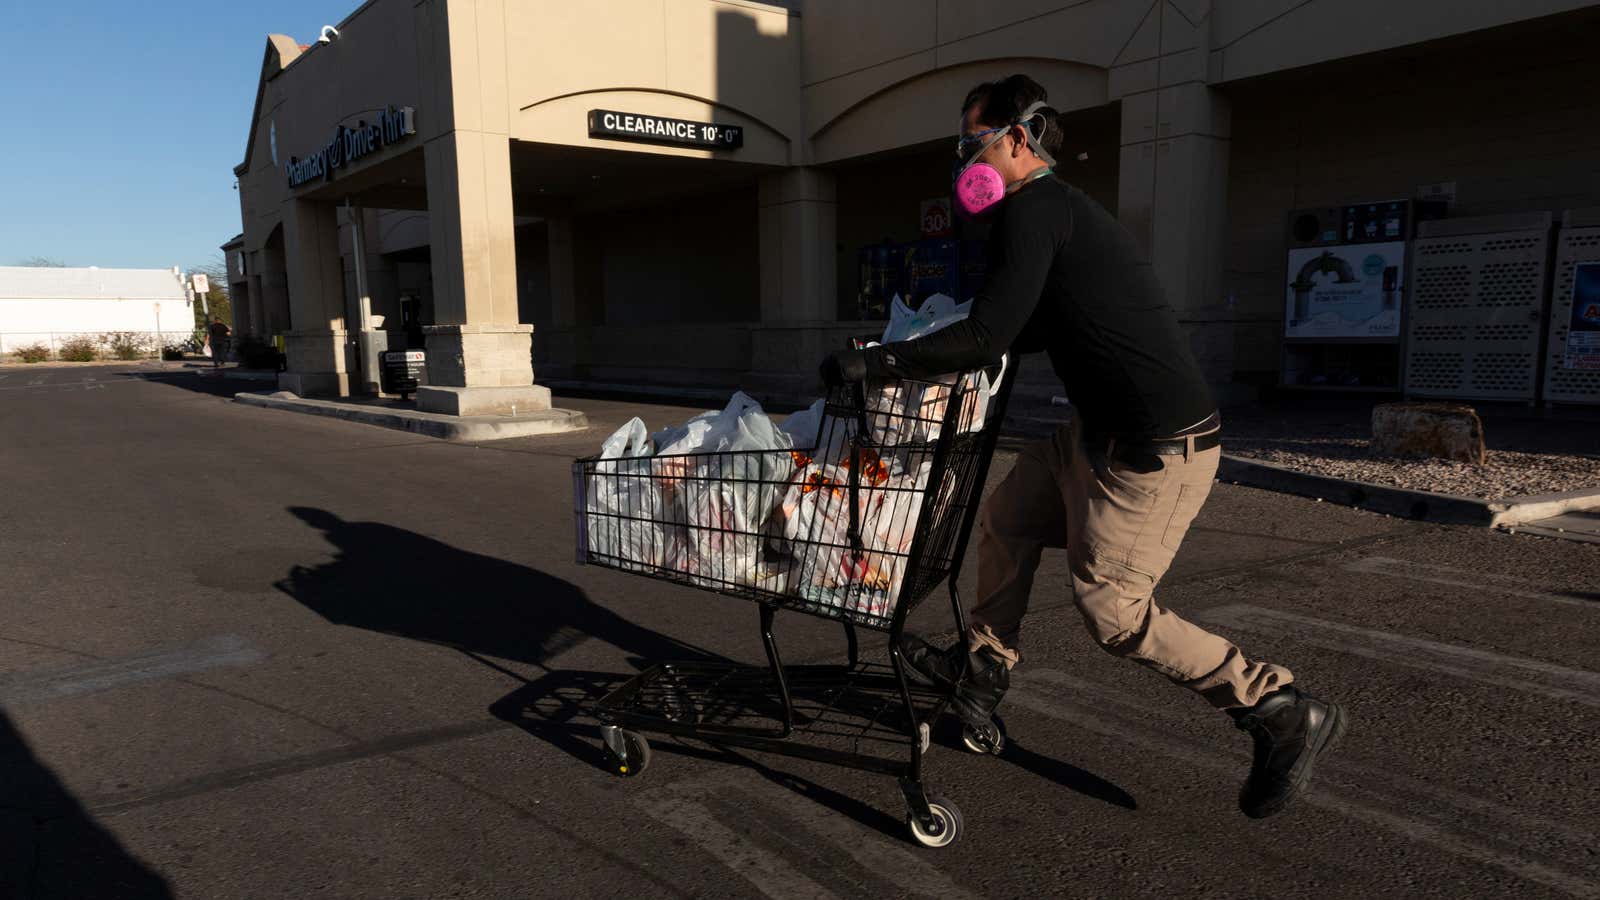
top-left (585, 417), bottom-right (676, 571)
top-left (772, 453), bottom-right (933, 620)
top-left (658, 393), bottom-right (795, 588)
top-left (869, 294), bottom-right (1004, 441)
top-left (779, 398), bottom-right (852, 470)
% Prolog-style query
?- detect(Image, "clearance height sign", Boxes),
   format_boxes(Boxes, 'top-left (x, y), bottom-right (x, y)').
top-left (587, 109), bottom-right (743, 150)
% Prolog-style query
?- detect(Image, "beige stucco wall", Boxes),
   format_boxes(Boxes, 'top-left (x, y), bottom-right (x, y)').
top-left (237, 2), bottom-right (426, 256)
top-left (799, 0), bottom-right (1600, 163)
top-left (507, 1), bottom-right (800, 167)
top-left (1223, 17), bottom-right (1600, 378)
top-left (233, 0), bottom-right (1600, 396)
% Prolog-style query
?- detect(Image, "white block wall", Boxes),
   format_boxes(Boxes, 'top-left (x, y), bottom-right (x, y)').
top-left (0, 298), bottom-right (195, 353)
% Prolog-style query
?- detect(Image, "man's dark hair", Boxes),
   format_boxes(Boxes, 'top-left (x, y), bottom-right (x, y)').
top-left (961, 74), bottom-right (1064, 157)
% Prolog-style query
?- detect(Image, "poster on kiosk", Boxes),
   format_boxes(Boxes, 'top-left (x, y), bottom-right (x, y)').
top-left (1284, 203), bottom-right (1407, 339)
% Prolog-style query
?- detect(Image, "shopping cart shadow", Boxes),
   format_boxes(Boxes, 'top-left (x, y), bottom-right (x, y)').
top-left (492, 666), bottom-right (1137, 823)
top-left (490, 668), bottom-right (912, 837)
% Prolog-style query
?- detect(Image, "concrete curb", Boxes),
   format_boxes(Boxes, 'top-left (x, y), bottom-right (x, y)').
top-left (233, 391), bottom-right (588, 441)
top-left (1217, 454), bottom-right (1600, 528)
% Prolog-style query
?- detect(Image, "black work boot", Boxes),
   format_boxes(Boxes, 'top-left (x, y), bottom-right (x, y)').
top-left (1230, 686), bottom-right (1347, 818)
top-left (900, 635), bottom-right (1010, 726)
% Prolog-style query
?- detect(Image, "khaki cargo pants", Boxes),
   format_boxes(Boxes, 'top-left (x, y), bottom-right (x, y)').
top-left (968, 416), bottom-right (1293, 709)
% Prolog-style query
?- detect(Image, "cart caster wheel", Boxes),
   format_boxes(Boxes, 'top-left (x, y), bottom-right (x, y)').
top-left (917, 721), bottom-right (931, 755)
top-left (604, 730), bottom-right (651, 778)
top-left (906, 795), bottom-right (963, 848)
top-left (961, 714), bottom-right (1006, 756)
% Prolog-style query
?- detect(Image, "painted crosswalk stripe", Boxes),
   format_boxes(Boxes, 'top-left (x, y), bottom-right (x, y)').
top-left (0, 634), bottom-right (262, 705)
top-left (1195, 603), bottom-right (1600, 708)
top-left (1344, 556), bottom-right (1596, 608)
top-left (1013, 669), bottom-right (1600, 899)
top-left (636, 771), bottom-right (972, 896)
top-left (637, 790), bottom-right (839, 900)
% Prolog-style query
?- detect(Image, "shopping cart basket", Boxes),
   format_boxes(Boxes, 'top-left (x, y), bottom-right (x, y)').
top-left (571, 357), bottom-right (1015, 848)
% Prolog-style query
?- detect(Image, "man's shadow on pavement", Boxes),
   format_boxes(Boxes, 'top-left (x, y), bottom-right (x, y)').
top-left (278, 507), bottom-right (1136, 828)
top-left (1, 711), bottom-right (172, 898)
top-left (275, 507), bottom-right (718, 672)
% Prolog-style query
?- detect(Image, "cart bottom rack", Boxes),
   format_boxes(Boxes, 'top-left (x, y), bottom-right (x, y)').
top-left (594, 609), bottom-right (975, 847)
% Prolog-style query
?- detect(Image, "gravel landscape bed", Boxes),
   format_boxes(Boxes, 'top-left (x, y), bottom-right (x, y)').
top-left (1224, 436), bottom-right (1600, 501)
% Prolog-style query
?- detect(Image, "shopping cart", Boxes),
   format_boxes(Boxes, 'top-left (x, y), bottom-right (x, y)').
top-left (571, 356), bottom-right (1015, 848)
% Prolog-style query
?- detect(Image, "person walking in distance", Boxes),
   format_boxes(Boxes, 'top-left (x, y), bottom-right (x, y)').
top-left (819, 75), bottom-right (1346, 818)
top-left (207, 316), bottom-right (231, 368)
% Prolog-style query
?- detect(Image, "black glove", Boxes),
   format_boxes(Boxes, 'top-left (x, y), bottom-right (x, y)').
top-left (820, 349), bottom-right (869, 386)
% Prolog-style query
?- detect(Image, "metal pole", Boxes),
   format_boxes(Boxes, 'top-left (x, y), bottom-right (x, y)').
top-left (346, 198), bottom-right (381, 392)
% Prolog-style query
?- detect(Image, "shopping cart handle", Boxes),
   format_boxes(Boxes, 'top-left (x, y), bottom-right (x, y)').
top-left (849, 380), bottom-right (872, 439)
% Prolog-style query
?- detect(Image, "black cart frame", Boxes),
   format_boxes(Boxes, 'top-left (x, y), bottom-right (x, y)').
top-left (572, 357), bottom-right (1015, 847)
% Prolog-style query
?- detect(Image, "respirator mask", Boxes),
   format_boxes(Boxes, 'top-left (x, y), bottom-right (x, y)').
top-left (953, 100), bottom-right (1057, 220)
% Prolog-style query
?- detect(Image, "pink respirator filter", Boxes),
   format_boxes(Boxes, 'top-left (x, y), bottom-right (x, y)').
top-left (954, 163), bottom-right (1007, 219)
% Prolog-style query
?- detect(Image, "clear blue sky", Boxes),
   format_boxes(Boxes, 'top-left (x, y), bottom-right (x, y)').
top-left (0, 0), bottom-right (361, 270)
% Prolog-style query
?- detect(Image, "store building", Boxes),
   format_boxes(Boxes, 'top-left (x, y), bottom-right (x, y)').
top-left (230, 0), bottom-right (1600, 414)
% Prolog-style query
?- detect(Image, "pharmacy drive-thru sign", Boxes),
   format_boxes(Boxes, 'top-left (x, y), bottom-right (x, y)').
top-left (285, 105), bottom-right (417, 188)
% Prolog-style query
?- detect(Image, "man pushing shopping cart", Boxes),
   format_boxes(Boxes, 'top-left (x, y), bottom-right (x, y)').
top-left (820, 74), bottom-right (1347, 820)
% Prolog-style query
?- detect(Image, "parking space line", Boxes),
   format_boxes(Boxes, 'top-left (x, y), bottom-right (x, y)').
top-left (638, 789), bottom-right (839, 900)
top-left (1344, 556), bottom-right (1597, 608)
top-left (1196, 604), bottom-right (1600, 707)
top-left (1013, 669), bottom-right (1600, 899)
top-left (0, 634), bottom-right (262, 706)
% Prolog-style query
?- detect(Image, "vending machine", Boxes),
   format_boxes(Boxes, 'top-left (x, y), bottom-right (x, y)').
top-left (1280, 200), bottom-right (1410, 391)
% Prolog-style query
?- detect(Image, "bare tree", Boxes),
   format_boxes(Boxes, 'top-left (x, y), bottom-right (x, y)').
top-left (189, 254), bottom-right (234, 330)
top-left (14, 256), bottom-right (68, 267)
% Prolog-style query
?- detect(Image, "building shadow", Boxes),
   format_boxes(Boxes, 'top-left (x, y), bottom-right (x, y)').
top-left (276, 507), bottom-right (719, 670)
top-left (0, 710), bottom-right (172, 898)
top-left (120, 369), bottom-right (254, 400)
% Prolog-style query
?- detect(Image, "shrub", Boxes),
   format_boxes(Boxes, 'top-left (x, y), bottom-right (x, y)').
top-left (57, 336), bottom-right (99, 362)
top-left (105, 332), bottom-right (150, 360)
top-left (15, 343), bottom-right (52, 363)
top-left (161, 345), bottom-right (185, 361)
top-left (234, 335), bottom-right (282, 370)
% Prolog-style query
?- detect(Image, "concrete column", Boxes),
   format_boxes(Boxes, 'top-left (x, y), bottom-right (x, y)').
top-left (1118, 83), bottom-right (1232, 382)
top-left (278, 198), bottom-right (350, 396)
top-left (758, 168), bottom-right (837, 323)
top-left (1112, 0), bottom-right (1234, 383)
top-left (541, 213), bottom-right (581, 379)
top-left (415, 127), bottom-right (547, 416)
top-left (749, 168), bottom-right (838, 400)
top-left (247, 273), bottom-right (265, 336)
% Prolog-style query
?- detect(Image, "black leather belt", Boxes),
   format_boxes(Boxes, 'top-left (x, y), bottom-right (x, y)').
top-left (1086, 415), bottom-right (1222, 469)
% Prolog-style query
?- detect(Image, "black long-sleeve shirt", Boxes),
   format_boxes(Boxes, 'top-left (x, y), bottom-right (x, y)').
top-left (860, 176), bottom-right (1215, 438)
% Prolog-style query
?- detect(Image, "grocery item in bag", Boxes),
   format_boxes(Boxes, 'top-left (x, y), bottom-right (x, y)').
top-left (657, 393), bottom-right (795, 588)
top-left (867, 294), bottom-right (1004, 442)
top-left (585, 417), bottom-right (676, 571)
top-left (774, 453), bottom-right (930, 619)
